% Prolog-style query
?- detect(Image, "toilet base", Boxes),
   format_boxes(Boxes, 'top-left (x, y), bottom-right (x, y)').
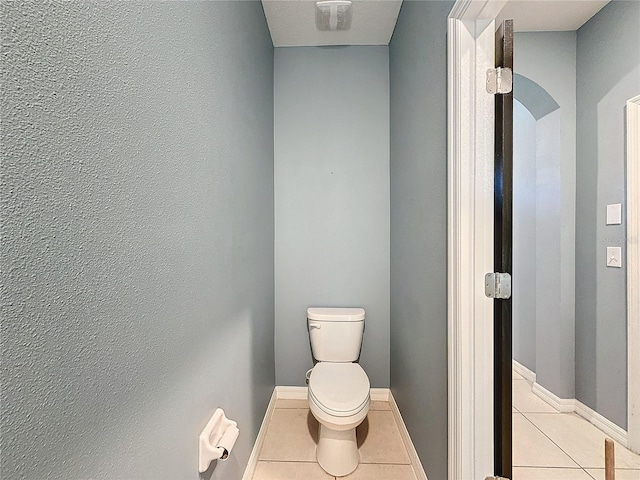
top-left (316, 423), bottom-right (359, 477)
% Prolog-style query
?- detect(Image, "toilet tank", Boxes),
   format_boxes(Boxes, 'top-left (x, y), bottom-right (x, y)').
top-left (307, 307), bottom-right (365, 362)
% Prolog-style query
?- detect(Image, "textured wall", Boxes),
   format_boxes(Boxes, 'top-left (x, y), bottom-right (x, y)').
top-left (0, 2), bottom-right (274, 479)
top-left (274, 46), bottom-right (390, 388)
top-left (576, 0), bottom-right (640, 429)
top-left (389, 1), bottom-right (452, 478)
top-left (513, 31), bottom-right (577, 399)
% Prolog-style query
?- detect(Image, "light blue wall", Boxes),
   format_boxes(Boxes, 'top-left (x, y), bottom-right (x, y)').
top-left (576, 0), bottom-right (640, 429)
top-left (274, 46), bottom-right (390, 388)
top-left (513, 100), bottom-right (538, 373)
top-left (0, 2), bottom-right (274, 479)
top-left (513, 31), bottom-right (577, 399)
top-left (389, 1), bottom-right (453, 478)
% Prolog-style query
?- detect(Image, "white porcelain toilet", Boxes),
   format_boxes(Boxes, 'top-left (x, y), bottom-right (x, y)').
top-left (307, 307), bottom-right (371, 477)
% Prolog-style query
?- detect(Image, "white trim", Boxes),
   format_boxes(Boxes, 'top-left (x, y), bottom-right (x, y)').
top-left (241, 388), bottom-right (278, 480)
top-left (524, 380), bottom-right (629, 447)
top-left (627, 95), bottom-right (640, 454)
top-left (512, 360), bottom-right (536, 384)
top-left (275, 386), bottom-right (307, 400)
top-left (388, 391), bottom-right (429, 480)
top-left (370, 388), bottom-right (391, 402)
top-left (448, 1), bottom-right (507, 479)
top-left (273, 386), bottom-right (390, 402)
top-left (575, 400), bottom-right (628, 447)
top-left (531, 382), bottom-right (575, 414)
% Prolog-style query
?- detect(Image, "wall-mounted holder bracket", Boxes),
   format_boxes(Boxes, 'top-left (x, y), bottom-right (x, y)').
top-left (198, 408), bottom-right (239, 473)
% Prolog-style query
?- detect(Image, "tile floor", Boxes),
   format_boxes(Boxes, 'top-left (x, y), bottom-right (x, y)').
top-left (252, 398), bottom-right (419, 480)
top-left (252, 375), bottom-right (640, 480)
top-left (512, 369), bottom-right (640, 480)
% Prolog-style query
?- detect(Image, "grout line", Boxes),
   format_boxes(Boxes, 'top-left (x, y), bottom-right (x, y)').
top-left (520, 411), bottom-right (587, 470)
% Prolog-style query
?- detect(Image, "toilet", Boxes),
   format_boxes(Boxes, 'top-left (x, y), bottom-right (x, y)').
top-left (307, 307), bottom-right (370, 477)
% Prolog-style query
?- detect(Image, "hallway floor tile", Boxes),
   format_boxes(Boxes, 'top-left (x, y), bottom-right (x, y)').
top-left (513, 369), bottom-right (640, 480)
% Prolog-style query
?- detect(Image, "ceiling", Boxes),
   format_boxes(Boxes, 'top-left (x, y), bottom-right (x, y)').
top-left (497, 0), bottom-right (610, 32)
top-left (261, 0), bottom-right (611, 48)
top-left (262, 0), bottom-right (402, 47)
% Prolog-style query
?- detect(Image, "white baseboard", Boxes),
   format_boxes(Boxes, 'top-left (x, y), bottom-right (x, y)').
top-left (241, 388), bottom-right (277, 480)
top-left (528, 380), bottom-right (629, 448)
top-left (243, 386), bottom-right (427, 480)
top-left (574, 399), bottom-right (628, 447)
top-left (531, 382), bottom-right (575, 413)
top-left (512, 360), bottom-right (536, 384)
top-left (275, 385), bottom-right (307, 400)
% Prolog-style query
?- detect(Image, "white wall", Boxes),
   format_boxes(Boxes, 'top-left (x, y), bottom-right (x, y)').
top-left (274, 46), bottom-right (390, 387)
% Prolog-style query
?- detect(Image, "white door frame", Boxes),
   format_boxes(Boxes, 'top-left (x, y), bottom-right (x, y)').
top-left (447, 1), bottom-right (507, 478)
top-left (627, 95), bottom-right (640, 454)
top-left (448, 3), bottom-right (640, 476)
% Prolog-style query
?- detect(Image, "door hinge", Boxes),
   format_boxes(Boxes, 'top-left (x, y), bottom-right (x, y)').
top-left (485, 272), bottom-right (512, 299)
top-left (486, 67), bottom-right (513, 94)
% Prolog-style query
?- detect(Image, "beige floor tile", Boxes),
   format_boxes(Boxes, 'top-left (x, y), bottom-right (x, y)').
top-left (342, 464), bottom-right (417, 480)
top-left (513, 413), bottom-right (580, 468)
top-left (275, 398), bottom-right (308, 409)
top-left (358, 411), bottom-right (411, 464)
top-left (252, 461), bottom-right (333, 480)
top-left (370, 400), bottom-right (391, 411)
top-left (524, 413), bottom-right (640, 469)
top-left (513, 370), bottom-right (525, 380)
top-left (258, 409), bottom-right (318, 462)
top-left (585, 468), bottom-right (640, 480)
top-left (512, 467), bottom-right (593, 479)
top-left (513, 379), bottom-right (558, 413)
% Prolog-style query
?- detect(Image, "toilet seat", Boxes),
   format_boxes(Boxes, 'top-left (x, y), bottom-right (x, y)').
top-left (308, 362), bottom-right (370, 417)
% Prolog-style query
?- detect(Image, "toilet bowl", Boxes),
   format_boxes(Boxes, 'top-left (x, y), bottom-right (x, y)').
top-left (308, 361), bottom-right (370, 476)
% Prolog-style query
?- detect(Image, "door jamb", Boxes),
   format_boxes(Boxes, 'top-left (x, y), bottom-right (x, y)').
top-left (447, 1), bottom-right (508, 479)
top-left (627, 95), bottom-right (640, 453)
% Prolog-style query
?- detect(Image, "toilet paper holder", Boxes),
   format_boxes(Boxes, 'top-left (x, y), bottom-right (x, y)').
top-left (198, 408), bottom-right (239, 473)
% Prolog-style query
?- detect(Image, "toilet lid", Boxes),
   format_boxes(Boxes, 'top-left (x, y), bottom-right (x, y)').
top-left (308, 363), bottom-right (370, 415)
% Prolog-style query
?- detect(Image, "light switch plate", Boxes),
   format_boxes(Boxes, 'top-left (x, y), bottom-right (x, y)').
top-left (606, 203), bottom-right (622, 225)
top-left (607, 247), bottom-right (622, 268)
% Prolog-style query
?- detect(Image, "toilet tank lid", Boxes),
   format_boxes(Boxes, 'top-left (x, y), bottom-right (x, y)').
top-left (307, 307), bottom-right (365, 321)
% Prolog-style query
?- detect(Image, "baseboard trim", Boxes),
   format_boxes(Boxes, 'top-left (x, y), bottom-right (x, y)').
top-left (529, 380), bottom-right (629, 447)
top-left (388, 390), bottom-right (429, 480)
top-left (531, 382), bottom-right (575, 413)
top-left (370, 387), bottom-right (391, 402)
top-left (275, 385), bottom-right (307, 400)
top-left (241, 388), bottom-right (278, 480)
top-left (512, 360), bottom-right (536, 384)
top-left (574, 400), bottom-right (628, 447)
top-left (243, 386), bottom-right (427, 480)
